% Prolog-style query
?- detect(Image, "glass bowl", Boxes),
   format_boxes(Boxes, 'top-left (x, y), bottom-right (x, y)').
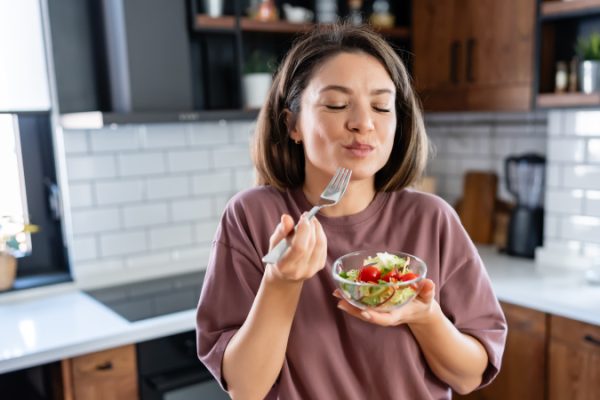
top-left (332, 250), bottom-right (427, 312)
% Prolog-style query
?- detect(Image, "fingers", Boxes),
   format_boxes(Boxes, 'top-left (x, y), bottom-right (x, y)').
top-left (268, 214), bottom-right (294, 249)
top-left (416, 278), bottom-right (435, 302)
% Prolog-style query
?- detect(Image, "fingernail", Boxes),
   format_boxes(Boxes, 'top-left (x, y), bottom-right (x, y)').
top-left (332, 291), bottom-right (340, 298)
top-left (361, 311), bottom-right (371, 320)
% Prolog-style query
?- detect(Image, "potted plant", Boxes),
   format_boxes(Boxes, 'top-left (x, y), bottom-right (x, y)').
top-left (576, 32), bottom-right (600, 93)
top-left (0, 216), bottom-right (38, 291)
top-left (242, 50), bottom-right (277, 110)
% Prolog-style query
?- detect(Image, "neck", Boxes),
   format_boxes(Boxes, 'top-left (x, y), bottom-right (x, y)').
top-left (302, 177), bottom-right (376, 217)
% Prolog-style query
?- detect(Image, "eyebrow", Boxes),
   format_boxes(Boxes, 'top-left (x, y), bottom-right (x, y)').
top-left (319, 85), bottom-right (394, 96)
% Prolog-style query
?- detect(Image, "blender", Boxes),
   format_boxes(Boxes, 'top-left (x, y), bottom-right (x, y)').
top-left (504, 153), bottom-right (546, 258)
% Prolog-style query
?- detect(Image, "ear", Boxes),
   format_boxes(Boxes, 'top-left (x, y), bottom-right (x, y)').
top-left (284, 108), bottom-right (301, 142)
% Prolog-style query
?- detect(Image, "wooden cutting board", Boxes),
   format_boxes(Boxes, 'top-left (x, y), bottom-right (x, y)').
top-left (456, 171), bottom-right (498, 244)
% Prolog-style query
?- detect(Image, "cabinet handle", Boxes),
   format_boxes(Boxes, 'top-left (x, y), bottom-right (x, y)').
top-left (96, 361), bottom-right (113, 371)
top-left (450, 40), bottom-right (461, 84)
top-left (466, 38), bottom-right (476, 83)
top-left (584, 334), bottom-right (600, 347)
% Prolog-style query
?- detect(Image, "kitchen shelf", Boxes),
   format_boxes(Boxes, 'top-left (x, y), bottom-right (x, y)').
top-left (193, 14), bottom-right (410, 39)
top-left (59, 109), bottom-right (259, 129)
top-left (194, 14), bottom-right (237, 32)
top-left (540, 0), bottom-right (600, 20)
top-left (536, 92), bottom-right (600, 108)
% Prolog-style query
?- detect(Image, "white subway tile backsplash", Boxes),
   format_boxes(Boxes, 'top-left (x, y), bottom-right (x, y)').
top-left (67, 155), bottom-right (117, 181)
top-left (562, 216), bottom-right (600, 244)
top-left (585, 191), bottom-right (600, 217)
top-left (149, 225), bottom-right (194, 250)
top-left (548, 139), bottom-right (585, 162)
top-left (458, 158), bottom-right (494, 173)
top-left (68, 183), bottom-right (94, 208)
top-left (213, 147), bottom-right (253, 169)
top-left (71, 208), bottom-right (120, 235)
top-left (100, 230), bottom-right (147, 257)
top-left (195, 221), bottom-right (219, 244)
top-left (190, 121), bottom-right (229, 146)
top-left (213, 194), bottom-right (233, 217)
top-left (566, 110), bottom-right (600, 136)
top-left (118, 152), bottom-right (166, 177)
top-left (563, 165), bottom-right (600, 190)
top-left (123, 203), bottom-right (169, 228)
top-left (547, 111), bottom-right (563, 136)
top-left (141, 124), bottom-right (188, 149)
top-left (146, 176), bottom-right (190, 200)
top-left (70, 236), bottom-right (98, 262)
top-left (63, 130), bottom-right (89, 154)
top-left (171, 246), bottom-right (210, 264)
top-left (229, 121), bottom-right (255, 144)
top-left (544, 215), bottom-right (559, 238)
top-left (234, 169), bottom-right (255, 191)
top-left (125, 250), bottom-right (171, 268)
top-left (491, 137), bottom-right (514, 156)
top-left (192, 171), bottom-right (233, 195)
top-left (588, 139), bottom-right (600, 163)
top-left (546, 165), bottom-right (561, 188)
top-left (170, 198), bottom-right (212, 222)
top-left (167, 150), bottom-right (211, 172)
top-left (95, 179), bottom-right (145, 205)
top-left (582, 243), bottom-right (600, 258)
top-left (545, 189), bottom-right (584, 214)
top-left (89, 127), bottom-right (140, 152)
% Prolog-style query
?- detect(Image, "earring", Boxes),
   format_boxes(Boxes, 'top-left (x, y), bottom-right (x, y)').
top-left (294, 139), bottom-right (301, 145)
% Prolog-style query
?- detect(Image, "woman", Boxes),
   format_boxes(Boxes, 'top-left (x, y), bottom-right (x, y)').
top-left (196, 23), bottom-right (506, 400)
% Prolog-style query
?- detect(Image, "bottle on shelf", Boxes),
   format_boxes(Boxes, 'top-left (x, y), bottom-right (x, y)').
top-left (555, 61), bottom-right (568, 93)
top-left (348, 0), bottom-right (363, 25)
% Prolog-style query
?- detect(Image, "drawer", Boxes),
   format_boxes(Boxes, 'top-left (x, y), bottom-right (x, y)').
top-left (550, 315), bottom-right (600, 352)
top-left (71, 345), bottom-right (136, 380)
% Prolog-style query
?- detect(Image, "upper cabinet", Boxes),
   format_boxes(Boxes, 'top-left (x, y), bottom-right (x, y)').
top-left (412, 0), bottom-right (536, 111)
top-left (0, 0), bottom-right (51, 112)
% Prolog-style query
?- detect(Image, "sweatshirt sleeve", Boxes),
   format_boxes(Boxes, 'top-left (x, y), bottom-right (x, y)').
top-left (436, 205), bottom-right (508, 388)
top-left (195, 203), bottom-right (266, 390)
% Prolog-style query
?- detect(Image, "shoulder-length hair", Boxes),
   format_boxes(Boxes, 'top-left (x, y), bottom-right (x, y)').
top-left (252, 22), bottom-right (428, 192)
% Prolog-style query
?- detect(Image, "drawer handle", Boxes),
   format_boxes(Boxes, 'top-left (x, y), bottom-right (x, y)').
top-left (584, 335), bottom-right (600, 347)
top-left (96, 361), bottom-right (113, 371)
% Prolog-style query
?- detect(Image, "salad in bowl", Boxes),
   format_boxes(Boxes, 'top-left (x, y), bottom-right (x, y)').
top-left (332, 250), bottom-right (427, 312)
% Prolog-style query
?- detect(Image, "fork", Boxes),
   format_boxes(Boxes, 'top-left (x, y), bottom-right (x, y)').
top-left (262, 167), bottom-right (352, 264)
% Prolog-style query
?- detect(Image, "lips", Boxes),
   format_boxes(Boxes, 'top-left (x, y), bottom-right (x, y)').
top-left (343, 142), bottom-right (374, 157)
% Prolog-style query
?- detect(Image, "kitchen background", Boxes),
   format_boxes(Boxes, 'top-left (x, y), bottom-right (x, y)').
top-left (62, 110), bottom-right (600, 284)
top-left (2, 0), bottom-right (600, 399)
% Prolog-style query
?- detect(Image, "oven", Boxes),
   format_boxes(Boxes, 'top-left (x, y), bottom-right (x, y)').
top-left (136, 330), bottom-right (229, 400)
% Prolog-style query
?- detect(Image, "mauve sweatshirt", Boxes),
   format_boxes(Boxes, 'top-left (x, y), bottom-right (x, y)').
top-left (196, 186), bottom-right (507, 400)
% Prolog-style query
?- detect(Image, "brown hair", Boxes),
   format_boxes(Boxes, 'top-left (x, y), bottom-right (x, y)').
top-left (252, 22), bottom-right (428, 192)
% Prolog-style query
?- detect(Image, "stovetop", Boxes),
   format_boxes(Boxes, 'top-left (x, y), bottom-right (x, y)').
top-left (85, 271), bottom-right (205, 322)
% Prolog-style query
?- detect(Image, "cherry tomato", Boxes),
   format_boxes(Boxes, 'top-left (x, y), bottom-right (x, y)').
top-left (398, 272), bottom-right (418, 282)
top-left (381, 269), bottom-right (399, 282)
top-left (359, 265), bottom-right (381, 283)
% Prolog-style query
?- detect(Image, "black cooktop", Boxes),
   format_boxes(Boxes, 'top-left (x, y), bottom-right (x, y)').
top-left (86, 271), bottom-right (205, 322)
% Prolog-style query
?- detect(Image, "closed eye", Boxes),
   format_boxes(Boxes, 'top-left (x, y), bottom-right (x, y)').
top-left (325, 105), bottom-right (347, 110)
top-left (373, 106), bottom-right (391, 113)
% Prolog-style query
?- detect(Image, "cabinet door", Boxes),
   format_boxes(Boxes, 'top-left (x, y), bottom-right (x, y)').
top-left (62, 345), bottom-right (139, 400)
top-left (0, 0), bottom-right (51, 111)
top-left (548, 315), bottom-right (600, 400)
top-left (455, 302), bottom-right (546, 400)
top-left (465, 0), bottom-right (535, 110)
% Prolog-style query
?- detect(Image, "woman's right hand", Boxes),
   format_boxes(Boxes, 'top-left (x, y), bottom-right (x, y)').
top-left (265, 213), bottom-right (327, 283)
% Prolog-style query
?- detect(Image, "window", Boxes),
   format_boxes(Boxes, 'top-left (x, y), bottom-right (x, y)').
top-left (0, 112), bottom-right (70, 290)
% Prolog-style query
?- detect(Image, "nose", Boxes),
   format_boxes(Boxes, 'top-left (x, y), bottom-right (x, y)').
top-left (346, 102), bottom-right (375, 134)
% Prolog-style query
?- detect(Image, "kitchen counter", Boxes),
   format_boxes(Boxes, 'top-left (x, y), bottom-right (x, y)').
top-left (1, 246), bottom-right (599, 375)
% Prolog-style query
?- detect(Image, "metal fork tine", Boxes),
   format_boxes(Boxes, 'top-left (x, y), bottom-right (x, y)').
top-left (327, 167), bottom-right (343, 192)
top-left (340, 168), bottom-right (351, 195)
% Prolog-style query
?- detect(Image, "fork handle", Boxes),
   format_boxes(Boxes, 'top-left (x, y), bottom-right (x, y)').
top-left (261, 205), bottom-right (321, 264)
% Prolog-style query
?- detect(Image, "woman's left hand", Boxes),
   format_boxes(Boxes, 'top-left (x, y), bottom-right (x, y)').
top-left (334, 278), bottom-right (437, 327)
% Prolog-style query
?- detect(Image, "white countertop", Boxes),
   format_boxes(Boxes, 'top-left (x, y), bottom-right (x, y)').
top-left (0, 246), bottom-right (599, 375)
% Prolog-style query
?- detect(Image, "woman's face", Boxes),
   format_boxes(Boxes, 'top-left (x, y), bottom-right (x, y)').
top-left (290, 51), bottom-right (397, 185)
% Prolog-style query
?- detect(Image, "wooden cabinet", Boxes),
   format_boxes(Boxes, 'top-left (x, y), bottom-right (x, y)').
top-left (412, 0), bottom-right (536, 111)
top-left (61, 345), bottom-right (139, 400)
top-left (455, 302), bottom-right (547, 400)
top-left (548, 315), bottom-right (600, 400)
